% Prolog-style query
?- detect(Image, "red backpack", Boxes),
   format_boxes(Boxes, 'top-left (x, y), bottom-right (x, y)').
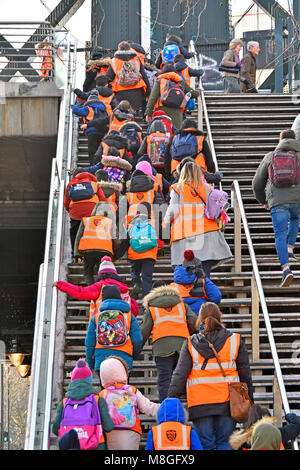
top-left (268, 149), bottom-right (300, 188)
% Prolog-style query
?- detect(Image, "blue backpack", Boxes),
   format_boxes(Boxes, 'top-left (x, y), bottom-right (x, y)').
top-left (128, 217), bottom-right (158, 253)
top-left (170, 133), bottom-right (198, 162)
top-left (162, 44), bottom-right (180, 64)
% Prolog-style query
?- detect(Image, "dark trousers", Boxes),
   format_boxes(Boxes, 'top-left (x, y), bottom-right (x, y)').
top-left (201, 260), bottom-right (217, 279)
top-left (83, 252), bottom-right (103, 285)
top-left (70, 218), bottom-right (81, 257)
top-left (87, 134), bottom-right (102, 165)
top-left (130, 258), bottom-right (155, 297)
top-left (155, 352), bottom-right (179, 403)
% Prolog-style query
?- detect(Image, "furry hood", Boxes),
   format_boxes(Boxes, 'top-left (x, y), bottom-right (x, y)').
top-left (87, 57), bottom-right (111, 67)
top-left (101, 155), bottom-right (132, 171)
top-left (229, 416), bottom-right (277, 450)
top-left (114, 108), bottom-right (135, 123)
top-left (143, 284), bottom-right (181, 309)
top-left (114, 49), bottom-right (137, 61)
top-left (97, 181), bottom-right (122, 194)
top-left (103, 133), bottom-right (128, 149)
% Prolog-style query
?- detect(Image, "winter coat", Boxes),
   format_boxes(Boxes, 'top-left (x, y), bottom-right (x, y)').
top-left (229, 414), bottom-right (300, 450)
top-left (174, 61), bottom-right (203, 80)
top-left (240, 52), bottom-right (257, 92)
top-left (155, 39), bottom-right (194, 70)
top-left (140, 284), bottom-right (197, 357)
top-left (85, 297), bottom-right (143, 372)
top-left (221, 48), bottom-right (241, 79)
top-left (52, 378), bottom-right (114, 450)
top-left (55, 272), bottom-right (139, 318)
top-left (292, 114), bottom-right (300, 140)
top-left (252, 138), bottom-right (300, 209)
top-left (72, 101), bottom-right (107, 135)
top-left (134, 154), bottom-right (171, 200)
top-left (164, 127), bottom-right (215, 180)
top-left (83, 57), bottom-right (111, 92)
top-left (106, 49), bottom-right (151, 111)
top-left (64, 172), bottom-right (106, 221)
top-left (173, 265), bottom-right (222, 316)
top-left (74, 85), bottom-right (118, 112)
top-left (146, 398), bottom-right (203, 450)
top-left (95, 133), bottom-right (131, 164)
top-left (168, 327), bottom-right (254, 420)
top-left (145, 72), bottom-right (200, 129)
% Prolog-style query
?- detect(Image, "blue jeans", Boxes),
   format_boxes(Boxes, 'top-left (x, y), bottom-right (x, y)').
top-left (270, 204), bottom-right (300, 268)
top-left (192, 415), bottom-right (236, 450)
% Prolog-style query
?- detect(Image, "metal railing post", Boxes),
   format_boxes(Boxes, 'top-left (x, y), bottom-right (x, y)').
top-left (273, 374), bottom-right (283, 426)
top-left (251, 275), bottom-right (260, 362)
top-left (233, 191), bottom-right (242, 274)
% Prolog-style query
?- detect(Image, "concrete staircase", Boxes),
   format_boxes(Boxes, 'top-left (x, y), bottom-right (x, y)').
top-left (61, 94), bottom-right (300, 448)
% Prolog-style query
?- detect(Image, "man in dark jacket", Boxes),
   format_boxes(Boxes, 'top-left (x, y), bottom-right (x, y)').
top-left (253, 129), bottom-right (300, 287)
top-left (240, 41), bottom-right (260, 93)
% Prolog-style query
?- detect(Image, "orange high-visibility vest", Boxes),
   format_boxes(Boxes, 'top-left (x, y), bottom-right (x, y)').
top-left (69, 181), bottom-right (99, 208)
top-left (186, 334), bottom-right (240, 408)
top-left (130, 48), bottom-right (145, 64)
top-left (110, 57), bottom-right (146, 93)
top-left (127, 218), bottom-right (158, 261)
top-left (177, 67), bottom-right (191, 86)
top-left (106, 193), bottom-right (118, 213)
top-left (99, 384), bottom-right (142, 434)
top-left (171, 278), bottom-right (207, 301)
top-left (108, 115), bottom-right (134, 134)
top-left (149, 302), bottom-right (190, 343)
top-left (82, 105), bottom-right (100, 124)
top-left (153, 173), bottom-right (163, 193)
top-left (154, 73), bottom-right (185, 113)
top-left (78, 216), bottom-right (113, 253)
top-left (170, 183), bottom-right (219, 244)
top-left (99, 93), bottom-right (113, 116)
top-left (126, 189), bottom-right (155, 225)
top-left (152, 422), bottom-right (191, 450)
top-left (101, 142), bottom-right (126, 159)
top-left (94, 310), bottom-right (133, 355)
top-left (171, 134), bottom-right (206, 174)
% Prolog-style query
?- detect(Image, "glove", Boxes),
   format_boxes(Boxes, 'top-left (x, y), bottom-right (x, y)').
top-left (285, 413), bottom-right (300, 425)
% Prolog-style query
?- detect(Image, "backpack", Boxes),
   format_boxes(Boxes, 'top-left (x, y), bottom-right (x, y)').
top-left (128, 217), bottom-right (158, 253)
top-left (103, 166), bottom-right (126, 184)
top-left (145, 69), bottom-right (157, 88)
top-left (161, 79), bottom-right (186, 108)
top-left (118, 61), bottom-right (142, 87)
top-left (58, 394), bottom-right (102, 450)
top-left (204, 188), bottom-right (229, 221)
top-left (268, 148), bottom-right (300, 188)
top-left (96, 310), bottom-right (129, 347)
top-left (68, 179), bottom-right (96, 202)
top-left (121, 126), bottom-right (142, 153)
top-left (170, 134), bottom-right (198, 161)
top-left (148, 133), bottom-right (169, 166)
top-left (162, 44), bottom-right (180, 64)
top-left (103, 385), bottom-right (138, 430)
top-left (177, 71), bottom-right (195, 111)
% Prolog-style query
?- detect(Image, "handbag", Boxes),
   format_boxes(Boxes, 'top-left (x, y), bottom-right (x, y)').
top-left (200, 333), bottom-right (252, 423)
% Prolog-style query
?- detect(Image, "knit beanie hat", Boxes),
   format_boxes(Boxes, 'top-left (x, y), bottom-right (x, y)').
top-left (100, 356), bottom-right (128, 388)
top-left (136, 161), bottom-right (155, 181)
top-left (71, 358), bottom-right (93, 383)
top-left (101, 284), bottom-right (122, 301)
top-left (98, 256), bottom-right (117, 275)
top-left (182, 250), bottom-right (202, 268)
top-left (86, 89), bottom-right (100, 103)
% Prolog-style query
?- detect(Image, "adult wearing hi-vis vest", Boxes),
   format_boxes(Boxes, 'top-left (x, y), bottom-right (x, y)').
top-left (145, 64), bottom-right (200, 130)
top-left (140, 283), bottom-right (197, 403)
top-left (163, 161), bottom-right (232, 278)
top-left (168, 302), bottom-right (254, 451)
top-left (85, 285), bottom-right (142, 376)
top-left (106, 41), bottom-right (151, 113)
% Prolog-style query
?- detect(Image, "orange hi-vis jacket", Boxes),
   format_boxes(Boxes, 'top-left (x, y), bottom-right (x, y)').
top-left (101, 141), bottom-right (126, 159)
top-left (82, 105), bottom-right (100, 124)
top-left (78, 215), bottom-right (113, 253)
top-left (154, 72), bottom-right (185, 112)
top-left (106, 193), bottom-right (118, 213)
top-left (94, 310), bottom-right (133, 356)
top-left (171, 279), bottom-right (207, 301)
top-left (130, 48), bottom-right (145, 64)
top-left (108, 115), bottom-right (134, 134)
top-left (110, 57), bottom-right (146, 93)
top-left (153, 173), bottom-right (163, 193)
top-left (152, 422), bottom-right (191, 450)
top-left (99, 93), bottom-right (113, 116)
top-left (177, 67), bottom-right (191, 86)
top-left (69, 181), bottom-right (99, 208)
top-left (170, 182), bottom-right (219, 244)
top-left (171, 134), bottom-right (206, 174)
top-left (99, 384), bottom-right (142, 434)
top-left (186, 333), bottom-right (240, 408)
top-left (126, 189), bottom-right (155, 225)
top-left (149, 302), bottom-right (190, 343)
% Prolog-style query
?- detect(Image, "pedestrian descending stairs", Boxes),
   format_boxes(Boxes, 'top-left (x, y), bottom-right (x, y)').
top-left (60, 94), bottom-right (300, 449)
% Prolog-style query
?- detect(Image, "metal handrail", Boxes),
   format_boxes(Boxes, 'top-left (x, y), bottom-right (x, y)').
top-left (24, 34), bottom-right (76, 450)
top-left (232, 180), bottom-right (298, 450)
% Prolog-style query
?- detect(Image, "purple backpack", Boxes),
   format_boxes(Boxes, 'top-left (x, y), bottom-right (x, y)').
top-left (58, 394), bottom-right (102, 450)
top-left (268, 149), bottom-right (300, 188)
top-left (204, 188), bottom-right (228, 221)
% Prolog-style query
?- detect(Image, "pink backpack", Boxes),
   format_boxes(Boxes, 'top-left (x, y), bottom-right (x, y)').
top-left (268, 148), bottom-right (300, 188)
top-left (102, 385), bottom-right (138, 429)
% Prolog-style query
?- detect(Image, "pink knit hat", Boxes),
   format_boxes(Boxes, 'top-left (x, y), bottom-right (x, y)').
top-left (71, 358), bottom-right (93, 382)
top-left (98, 256), bottom-right (117, 275)
top-left (136, 161), bottom-right (155, 181)
top-left (100, 356), bottom-right (128, 388)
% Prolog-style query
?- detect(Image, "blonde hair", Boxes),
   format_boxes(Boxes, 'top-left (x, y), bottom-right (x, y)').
top-left (178, 161), bottom-right (203, 188)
